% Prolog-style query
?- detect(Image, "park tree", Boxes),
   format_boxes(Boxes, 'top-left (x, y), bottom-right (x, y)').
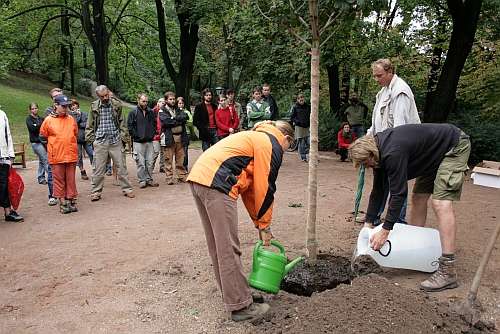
top-left (423, 0), bottom-right (483, 122)
top-left (256, 0), bottom-right (359, 261)
top-left (8, 0), bottom-right (133, 87)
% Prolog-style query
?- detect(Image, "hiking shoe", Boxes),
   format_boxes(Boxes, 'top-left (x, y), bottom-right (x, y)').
top-left (48, 197), bottom-right (58, 206)
top-left (420, 257), bottom-right (458, 292)
top-left (231, 303), bottom-right (270, 322)
top-left (90, 193), bottom-right (101, 202)
top-left (81, 170), bottom-right (89, 180)
top-left (123, 191), bottom-right (135, 198)
top-left (69, 200), bottom-right (78, 213)
top-left (60, 202), bottom-right (72, 214)
top-left (147, 181), bottom-right (159, 187)
top-left (5, 211), bottom-right (24, 222)
top-left (139, 182), bottom-right (147, 189)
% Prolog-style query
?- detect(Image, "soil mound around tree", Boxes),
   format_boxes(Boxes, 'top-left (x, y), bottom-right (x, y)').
top-left (255, 274), bottom-right (495, 333)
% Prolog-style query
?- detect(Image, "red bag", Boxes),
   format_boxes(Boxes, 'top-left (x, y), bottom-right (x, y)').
top-left (8, 167), bottom-right (24, 210)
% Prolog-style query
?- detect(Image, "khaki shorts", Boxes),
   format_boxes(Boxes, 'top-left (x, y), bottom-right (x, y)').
top-left (413, 134), bottom-right (471, 201)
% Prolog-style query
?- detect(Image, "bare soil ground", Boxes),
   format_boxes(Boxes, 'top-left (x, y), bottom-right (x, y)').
top-left (1, 149), bottom-right (499, 333)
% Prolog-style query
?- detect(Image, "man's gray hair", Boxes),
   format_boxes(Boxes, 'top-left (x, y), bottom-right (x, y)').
top-left (95, 85), bottom-right (109, 95)
top-left (372, 59), bottom-right (395, 74)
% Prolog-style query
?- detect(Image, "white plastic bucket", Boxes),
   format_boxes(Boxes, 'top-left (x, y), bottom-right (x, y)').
top-left (355, 224), bottom-right (442, 273)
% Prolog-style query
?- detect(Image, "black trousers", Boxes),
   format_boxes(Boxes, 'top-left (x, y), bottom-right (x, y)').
top-left (0, 164), bottom-right (11, 208)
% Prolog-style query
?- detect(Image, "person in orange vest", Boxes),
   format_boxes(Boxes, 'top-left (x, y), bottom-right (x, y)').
top-left (40, 95), bottom-right (78, 214)
top-left (187, 120), bottom-right (294, 322)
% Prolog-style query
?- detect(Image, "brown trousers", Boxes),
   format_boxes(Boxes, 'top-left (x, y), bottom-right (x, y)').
top-left (51, 162), bottom-right (77, 199)
top-left (163, 142), bottom-right (187, 181)
top-left (189, 182), bottom-right (252, 312)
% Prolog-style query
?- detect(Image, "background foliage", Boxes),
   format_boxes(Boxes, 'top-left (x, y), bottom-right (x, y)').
top-left (0, 0), bottom-right (498, 161)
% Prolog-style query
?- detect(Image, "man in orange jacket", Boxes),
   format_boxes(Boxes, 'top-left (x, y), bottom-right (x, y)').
top-left (187, 120), bottom-right (294, 322)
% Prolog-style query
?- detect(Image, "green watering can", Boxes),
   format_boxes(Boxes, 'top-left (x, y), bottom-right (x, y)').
top-left (248, 240), bottom-right (304, 294)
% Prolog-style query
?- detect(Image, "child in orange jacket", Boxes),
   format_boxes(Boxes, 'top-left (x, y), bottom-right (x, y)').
top-left (40, 95), bottom-right (78, 214)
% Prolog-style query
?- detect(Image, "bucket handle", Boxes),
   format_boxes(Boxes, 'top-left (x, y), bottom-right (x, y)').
top-left (378, 240), bottom-right (392, 257)
top-left (255, 239), bottom-right (286, 256)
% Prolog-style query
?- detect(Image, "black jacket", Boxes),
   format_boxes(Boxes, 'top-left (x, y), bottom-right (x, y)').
top-left (193, 102), bottom-right (218, 141)
top-left (127, 106), bottom-right (156, 143)
top-left (263, 95), bottom-right (279, 120)
top-left (159, 107), bottom-right (189, 147)
top-left (367, 124), bottom-right (462, 230)
top-left (290, 102), bottom-right (311, 128)
top-left (70, 110), bottom-right (89, 144)
top-left (26, 114), bottom-right (44, 143)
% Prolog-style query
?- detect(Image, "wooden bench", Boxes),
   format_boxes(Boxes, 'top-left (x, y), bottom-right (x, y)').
top-left (13, 143), bottom-right (26, 168)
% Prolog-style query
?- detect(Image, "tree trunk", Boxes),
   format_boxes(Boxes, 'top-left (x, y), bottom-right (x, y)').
top-left (423, 0), bottom-right (482, 122)
top-left (60, 3), bottom-right (70, 90)
top-left (223, 24), bottom-right (234, 89)
top-left (81, 0), bottom-right (109, 86)
top-left (340, 64), bottom-right (350, 106)
top-left (423, 4), bottom-right (446, 115)
top-left (155, 0), bottom-right (199, 106)
top-left (176, 12), bottom-right (199, 105)
top-left (327, 63), bottom-right (341, 118)
top-left (306, 0), bottom-right (320, 263)
top-left (69, 44), bottom-right (75, 95)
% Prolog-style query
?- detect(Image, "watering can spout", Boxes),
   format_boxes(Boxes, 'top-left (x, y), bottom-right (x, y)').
top-left (284, 256), bottom-right (305, 275)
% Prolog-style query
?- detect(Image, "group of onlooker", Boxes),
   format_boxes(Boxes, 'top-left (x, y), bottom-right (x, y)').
top-left (193, 84), bottom-right (279, 152)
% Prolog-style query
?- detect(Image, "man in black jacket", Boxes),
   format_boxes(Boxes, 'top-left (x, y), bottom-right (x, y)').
top-left (193, 88), bottom-right (218, 151)
top-left (349, 124), bottom-right (471, 292)
top-left (290, 94), bottom-right (310, 162)
top-left (127, 93), bottom-right (158, 188)
top-left (159, 91), bottom-right (189, 185)
top-left (262, 83), bottom-right (279, 121)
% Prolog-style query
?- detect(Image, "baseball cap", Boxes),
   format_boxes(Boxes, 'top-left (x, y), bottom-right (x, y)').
top-left (54, 95), bottom-right (71, 106)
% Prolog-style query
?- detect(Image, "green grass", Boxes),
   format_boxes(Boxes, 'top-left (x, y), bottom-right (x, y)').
top-left (0, 72), bottom-right (199, 161)
top-left (0, 82), bottom-right (92, 160)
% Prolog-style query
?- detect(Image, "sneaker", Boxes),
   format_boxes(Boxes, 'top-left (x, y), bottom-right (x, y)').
top-left (38, 180), bottom-right (47, 185)
top-left (139, 182), bottom-right (147, 189)
top-left (5, 211), bottom-right (24, 222)
top-left (166, 178), bottom-right (175, 185)
top-left (81, 170), bottom-right (89, 180)
top-left (105, 169), bottom-right (112, 176)
top-left (48, 197), bottom-right (58, 206)
top-left (90, 193), bottom-right (101, 202)
top-left (420, 257), bottom-right (458, 292)
top-left (159, 167), bottom-right (166, 173)
top-left (231, 303), bottom-right (270, 322)
top-left (147, 181), bottom-right (159, 187)
top-left (123, 191), bottom-right (135, 198)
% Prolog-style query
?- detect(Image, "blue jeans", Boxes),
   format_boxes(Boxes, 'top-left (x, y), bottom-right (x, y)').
top-left (298, 136), bottom-right (310, 161)
top-left (30, 143), bottom-right (53, 198)
top-left (77, 142), bottom-right (94, 170)
top-left (373, 174), bottom-right (407, 226)
top-left (351, 124), bottom-right (365, 139)
top-left (202, 128), bottom-right (219, 151)
top-left (31, 143), bottom-right (48, 183)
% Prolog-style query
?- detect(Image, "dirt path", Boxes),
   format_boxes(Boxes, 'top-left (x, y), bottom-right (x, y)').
top-left (1, 149), bottom-right (499, 333)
